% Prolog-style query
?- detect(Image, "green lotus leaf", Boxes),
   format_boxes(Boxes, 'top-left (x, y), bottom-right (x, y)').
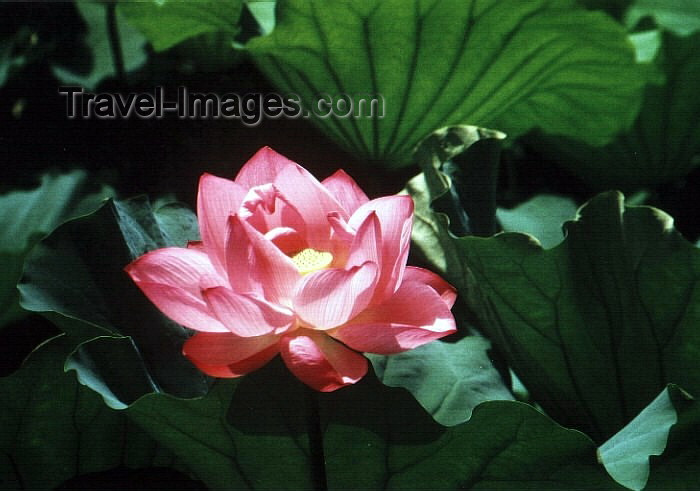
top-left (0, 335), bottom-right (178, 490)
top-left (533, 31), bottom-right (700, 188)
top-left (52, 1), bottom-right (147, 89)
top-left (247, 0), bottom-right (648, 168)
top-left (130, 358), bottom-right (621, 490)
top-left (410, 128), bottom-right (700, 442)
top-left (0, 171), bottom-right (113, 329)
top-left (367, 335), bottom-right (514, 427)
top-left (497, 194), bottom-right (579, 249)
top-left (118, 0), bottom-right (243, 52)
top-left (626, 0), bottom-right (700, 36)
top-left (598, 385), bottom-right (700, 491)
top-left (18, 197), bottom-right (209, 409)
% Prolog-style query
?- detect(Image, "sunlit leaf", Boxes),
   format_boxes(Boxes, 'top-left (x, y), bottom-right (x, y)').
top-left (629, 29), bottom-right (662, 63)
top-left (598, 385), bottom-right (698, 491)
top-left (497, 194), bottom-right (579, 249)
top-left (367, 335), bottom-right (513, 427)
top-left (245, 0), bottom-right (276, 36)
top-left (247, 0), bottom-right (648, 167)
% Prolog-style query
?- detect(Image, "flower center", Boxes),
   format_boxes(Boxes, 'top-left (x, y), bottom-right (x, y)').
top-left (290, 248), bottom-right (333, 275)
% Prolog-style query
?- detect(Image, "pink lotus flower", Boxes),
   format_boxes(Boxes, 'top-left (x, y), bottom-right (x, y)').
top-left (126, 147), bottom-right (457, 391)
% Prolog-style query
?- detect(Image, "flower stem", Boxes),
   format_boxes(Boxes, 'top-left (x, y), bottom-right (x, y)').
top-left (305, 386), bottom-right (328, 491)
top-left (106, 2), bottom-right (126, 84)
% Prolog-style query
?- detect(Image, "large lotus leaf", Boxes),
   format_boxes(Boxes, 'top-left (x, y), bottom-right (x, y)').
top-left (0, 335), bottom-right (179, 490)
top-left (51, 1), bottom-right (147, 89)
top-left (324, 375), bottom-right (620, 490)
top-left (367, 335), bottom-right (514, 427)
top-left (118, 0), bottom-right (243, 52)
top-left (598, 385), bottom-right (700, 491)
top-left (128, 357), bottom-right (621, 490)
top-left (533, 31), bottom-right (700, 188)
top-left (409, 128), bottom-right (700, 442)
top-left (0, 171), bottom-right (113, 328)
top-left (246, 0), bottom-right (648, 168)
top-left (18, 197), bottom-right (208, 409)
